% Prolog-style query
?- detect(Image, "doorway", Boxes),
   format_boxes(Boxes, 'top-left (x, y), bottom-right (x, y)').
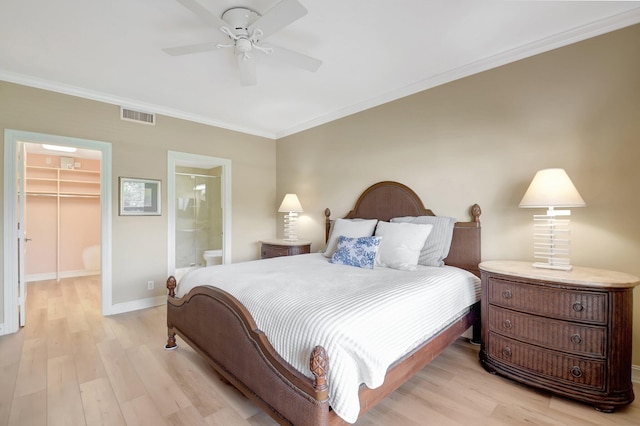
top-left (175, 167), bottom-right (222, 272)
top-left (22, 142), bottom-right (102, 282)
top-left (167, 151), bottom-right (231, 281)
top-left (3, 130), bottom-right (113, 335)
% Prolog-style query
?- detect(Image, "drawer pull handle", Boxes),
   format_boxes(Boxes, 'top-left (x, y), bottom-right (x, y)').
top-left (502, 347), bottom-right (512, 358)
top-left (570, 334), bottom-right (583, 345)
top-left (570, 366), bottom-right (583, 378)
top-left (572, 301), bottom-right (584, 312)
top-left (503, 320), bottom-right (512, 329)
top-left (502, 290), bottom-right (513, 299)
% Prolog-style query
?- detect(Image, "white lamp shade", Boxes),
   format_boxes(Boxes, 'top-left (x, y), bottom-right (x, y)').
top-left (519, 168), bottom-right (586, 208)
top-left (278, 193), bottom-right (303, 212)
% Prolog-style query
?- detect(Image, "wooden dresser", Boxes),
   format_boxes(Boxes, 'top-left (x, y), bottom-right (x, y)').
top-left (260, 239), bottom-right (311, 259)
top-left (479, 260), bottom-right (639, 412)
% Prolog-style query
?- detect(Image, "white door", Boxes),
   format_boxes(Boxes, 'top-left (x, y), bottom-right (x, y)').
top-left (17, 142), bottom-right (27, 326)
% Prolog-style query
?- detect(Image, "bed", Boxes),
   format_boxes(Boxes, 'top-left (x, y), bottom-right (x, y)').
top-left (165, 181), bottom-right (482, 425)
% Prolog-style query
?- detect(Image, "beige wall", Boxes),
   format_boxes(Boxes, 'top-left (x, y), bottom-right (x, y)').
top-left (277, 25), bottom-right (640, 363)
top-left (1, 81), bottom-right (276, 320)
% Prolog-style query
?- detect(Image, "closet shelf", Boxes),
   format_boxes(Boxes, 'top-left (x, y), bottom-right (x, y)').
top-left (27, 165), bottom-right (100, 173)
top-left (26, 192), bottom-right (99, 198)
top-left (26, 178), bottom-right (100, 184)
top-left (23, 164), bottom-right (101, 198)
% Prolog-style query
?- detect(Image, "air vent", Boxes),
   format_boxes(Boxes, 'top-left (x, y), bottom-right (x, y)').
top-left (120, 107), bottom-right (155, 125)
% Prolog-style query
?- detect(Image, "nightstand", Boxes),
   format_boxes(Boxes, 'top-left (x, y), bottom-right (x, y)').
top-left (479, 260), bottom-right (640, 412)
top-left (260, 239), bottom-right (311, 259)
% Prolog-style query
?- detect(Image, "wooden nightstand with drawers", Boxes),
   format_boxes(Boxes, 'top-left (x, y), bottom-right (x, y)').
top-left (479, 260), bottom-right (639, 412)
top-left (260, 239), bottom-right (311, 259)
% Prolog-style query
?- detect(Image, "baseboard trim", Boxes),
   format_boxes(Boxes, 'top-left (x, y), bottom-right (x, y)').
top-left (632, 365), bottom-right (640, 383)
top-left (108, 295), bottom-right (165, 316)
top-left (0, 323), bottom-right (6, 337)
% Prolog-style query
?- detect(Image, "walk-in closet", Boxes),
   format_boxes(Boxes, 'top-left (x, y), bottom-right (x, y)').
top-left (23, 146), bottom-right (101, 281)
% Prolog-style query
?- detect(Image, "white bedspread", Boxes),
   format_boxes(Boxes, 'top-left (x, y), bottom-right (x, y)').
top-left (176, 253), bottom-right (480, 423)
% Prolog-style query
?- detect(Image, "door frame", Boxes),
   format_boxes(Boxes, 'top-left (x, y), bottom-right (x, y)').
top-left (3, 130), bottom-right (113, 335)
top-left (167, 151), bottom-right (231, 275)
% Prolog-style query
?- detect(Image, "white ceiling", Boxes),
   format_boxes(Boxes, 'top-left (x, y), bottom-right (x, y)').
top-left (1, 1), bottom-right (639, 139)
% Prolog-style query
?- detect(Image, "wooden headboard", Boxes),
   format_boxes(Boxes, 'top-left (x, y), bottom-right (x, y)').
top-left (324, 181), bottom-right (481, 276)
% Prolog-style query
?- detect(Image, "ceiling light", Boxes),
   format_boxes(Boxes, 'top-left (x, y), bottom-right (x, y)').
top-left (42, 144), bottom-right (77, 153)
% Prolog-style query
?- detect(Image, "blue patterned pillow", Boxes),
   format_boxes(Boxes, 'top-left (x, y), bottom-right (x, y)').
top-left (330, 235), bottom-right (382, 269)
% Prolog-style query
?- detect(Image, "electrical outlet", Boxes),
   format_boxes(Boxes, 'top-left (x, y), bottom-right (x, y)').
top-left (147, 280), bottom-right (154, 290)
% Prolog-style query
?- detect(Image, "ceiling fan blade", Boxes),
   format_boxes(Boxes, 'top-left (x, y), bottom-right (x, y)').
top-left (248, 0), bottom-right (307, 39)
top-left (176, 0), bottom-right (228, 30)
top-left (162, 42), bottom-right (221, 56)
top-left (266, 43), bottom-right (321, 72)
top-left (237, 55), bottom-right (257, 86)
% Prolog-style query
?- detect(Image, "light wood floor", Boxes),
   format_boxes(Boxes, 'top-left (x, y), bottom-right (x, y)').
top-left (2, 276), bottom-right (640, 425)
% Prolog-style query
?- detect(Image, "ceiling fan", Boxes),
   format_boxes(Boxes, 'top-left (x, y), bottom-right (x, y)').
top-left (163, 0), bottom-right (322, 86)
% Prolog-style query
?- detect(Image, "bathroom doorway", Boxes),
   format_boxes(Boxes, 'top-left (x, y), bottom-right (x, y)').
top-left (167, 151), bottom-right (231, 281)
top-left (175, 167), bottom-right (221, 271)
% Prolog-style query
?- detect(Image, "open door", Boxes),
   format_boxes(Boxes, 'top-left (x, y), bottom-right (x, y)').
top-left (17, 142), bottom-right (27, 327)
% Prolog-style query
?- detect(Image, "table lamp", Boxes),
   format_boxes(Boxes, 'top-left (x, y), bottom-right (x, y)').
top-left (519, 168), bottom-right (585, 271)
top-left (278, 193), bottom-right (303, 241)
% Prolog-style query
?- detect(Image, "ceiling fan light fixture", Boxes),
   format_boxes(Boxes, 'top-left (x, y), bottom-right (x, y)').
top-left (235, 37), bottom-right (253, 53)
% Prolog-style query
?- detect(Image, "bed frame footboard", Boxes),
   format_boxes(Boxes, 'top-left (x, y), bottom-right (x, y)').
top-left (166, 275), bottom-right (479, 425)
top-left (166, 277), bottom-right (331, 425)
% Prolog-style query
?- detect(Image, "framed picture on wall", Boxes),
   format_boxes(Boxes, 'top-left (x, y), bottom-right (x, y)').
top-left (119, 177), bottom-right (161, 216)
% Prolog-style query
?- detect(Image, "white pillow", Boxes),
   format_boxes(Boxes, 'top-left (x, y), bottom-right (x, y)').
top-left (390, 215), bottom-right (457, 267)
top-left (374, 221), bottom-right (433, 270)
top-left (323, 218), bottom-right (378, 257)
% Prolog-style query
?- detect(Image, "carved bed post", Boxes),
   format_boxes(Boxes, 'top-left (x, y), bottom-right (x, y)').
top-left (469, 204), bottom-right (482, 344)
top-left (167, 275), bottom-right (177, 298)
top-left (471, 204), bottom-right (481, 224)
top-left (165, 276), bottom-right (178, 350)
top-left (324, 208), bottom-right (331, 243)
top-left (310, 345), bottom-right (329, 402)
top-left (165, 332), bottom-right (178, 350)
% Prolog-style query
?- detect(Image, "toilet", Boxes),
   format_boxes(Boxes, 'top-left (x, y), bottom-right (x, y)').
top-left (203, 249), bottom-right (223, 267)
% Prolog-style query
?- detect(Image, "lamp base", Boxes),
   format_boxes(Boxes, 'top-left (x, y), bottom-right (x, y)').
top-left (283, 212), bottom-right (298, 242)
top-left (533, 262), bottom-right (573, 271)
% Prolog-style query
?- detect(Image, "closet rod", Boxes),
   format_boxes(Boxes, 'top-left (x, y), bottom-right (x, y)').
top-left (26, 193), bottom-right (99, 198)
